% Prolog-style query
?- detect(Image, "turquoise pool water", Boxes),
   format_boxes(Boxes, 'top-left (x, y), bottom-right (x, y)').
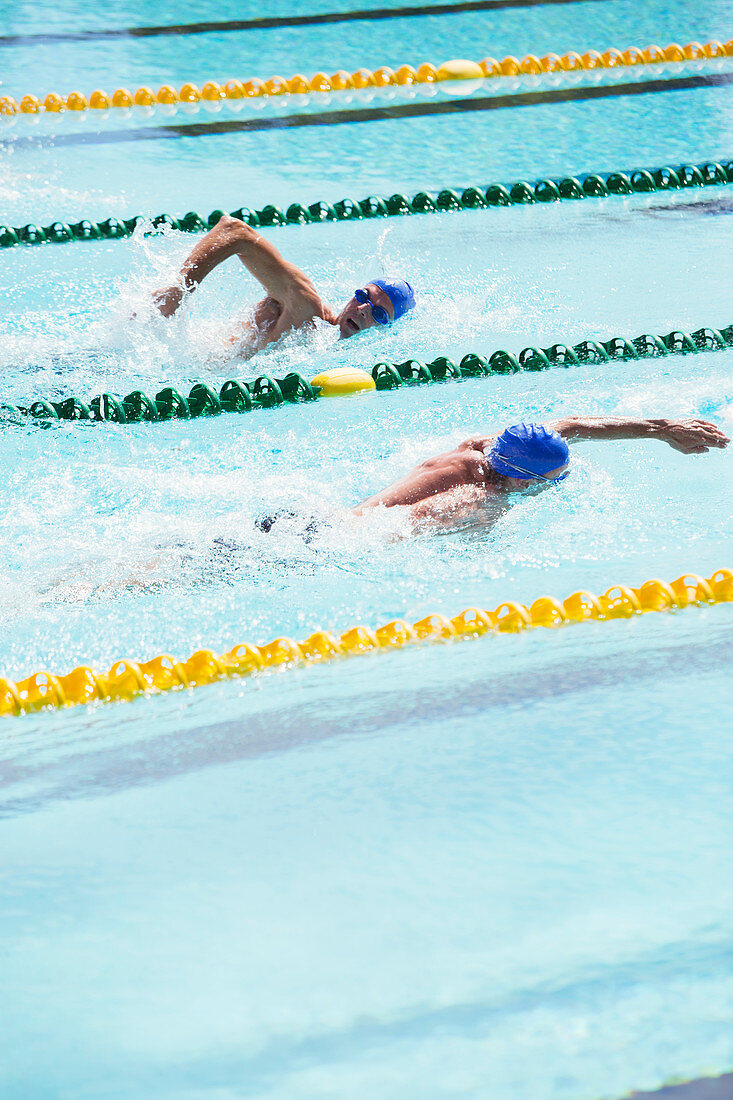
top-left (1, 1), bottom-right (732, 1096)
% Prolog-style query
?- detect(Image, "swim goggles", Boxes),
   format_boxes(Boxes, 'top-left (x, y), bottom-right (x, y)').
top-left (354, 287), bottom-right (391, 326)
top-left (491, 453), bottom-right (570, 484)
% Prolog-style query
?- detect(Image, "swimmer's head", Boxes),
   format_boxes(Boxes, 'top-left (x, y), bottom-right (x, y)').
top-left (337, 278), bottom-right (415, 338)
top-left (486, 423), bottom-right (570, 486)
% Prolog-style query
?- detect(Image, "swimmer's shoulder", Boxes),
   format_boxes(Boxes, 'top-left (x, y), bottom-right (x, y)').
top-left (459, 448), bottom-right (492, 486)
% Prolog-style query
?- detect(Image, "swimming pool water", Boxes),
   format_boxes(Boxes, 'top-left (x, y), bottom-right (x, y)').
top-left (1, 1), bottom-right (732, 1096)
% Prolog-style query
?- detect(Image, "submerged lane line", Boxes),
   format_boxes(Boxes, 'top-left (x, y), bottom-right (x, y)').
top-left (624, 1073), bottom-right (733, 1099)
top-left (1, 570), bottom-right (730, 717)
top-left (2, 631), bottom-right (729, 815)
top-left (5, 72), bottom-right (732, 149)
top-left (0, 0), bottom-right (612, 47)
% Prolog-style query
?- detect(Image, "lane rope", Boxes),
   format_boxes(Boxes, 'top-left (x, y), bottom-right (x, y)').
top-left (1, 39), bottom-right (731, 119)
top-left (1, 157), bottom-right (730, 251)
top-left (6, 74), bottom-right (733, 150)
top-left (3, 320), bottom-right (731, 427)
top-left (2, 568), bottom-right (730, 716)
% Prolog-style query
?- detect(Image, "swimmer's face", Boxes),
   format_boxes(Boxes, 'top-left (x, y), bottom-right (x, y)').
top-left (337, 283), bottom-right (395, 338)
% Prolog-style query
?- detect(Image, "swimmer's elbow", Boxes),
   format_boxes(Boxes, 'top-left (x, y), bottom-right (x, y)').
top-left (549, 417), bottom-right (581, 440)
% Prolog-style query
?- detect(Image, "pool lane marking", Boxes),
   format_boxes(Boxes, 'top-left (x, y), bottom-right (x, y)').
top-left (5, 72), bottom-right (732, 149)
top-left (0, 0), bottom-right (610, 47)
top-left (2, 569), bottom-right (731, 717)
top-left (622, 1072), bottom-right (733, 1099)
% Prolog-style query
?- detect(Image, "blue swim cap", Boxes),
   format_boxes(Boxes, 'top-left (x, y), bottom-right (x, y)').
top-left (487, 423), bottom-right (570, 479)
top-left (371, 277), bottom-right (416, 321)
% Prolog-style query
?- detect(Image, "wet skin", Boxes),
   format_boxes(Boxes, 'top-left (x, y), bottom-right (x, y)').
top-left (152, 215), bottom-right (398, 353)
top-left (353, 417), bottom-right (729, 530)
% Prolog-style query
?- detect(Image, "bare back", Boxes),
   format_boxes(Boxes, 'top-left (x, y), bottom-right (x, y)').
top-left (351, 416), bottom-right (729, 534)
top-left (353, 446), bottom-right (488, 511)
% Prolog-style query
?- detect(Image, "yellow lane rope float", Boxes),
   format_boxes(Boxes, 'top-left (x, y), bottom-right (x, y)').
top-left (2, 568), bottom-right (730, 717)
top-left (1, 39), bottom-right (731, 116)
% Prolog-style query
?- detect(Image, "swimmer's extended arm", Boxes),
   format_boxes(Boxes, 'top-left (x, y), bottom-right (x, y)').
top-left (550, 416), bottom-right (729, 454)
top-left (152, 214), bottom-right (326, 321)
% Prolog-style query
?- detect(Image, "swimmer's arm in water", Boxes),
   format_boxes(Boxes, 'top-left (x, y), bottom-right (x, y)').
top-left (549, 416), bottom-right (729, 454)
top-left (225, 295), bottom-right (285, 357)
top-left (406, 484), bottom-right (504, 530)
top-left (153, 215), bottom-right (333, 335)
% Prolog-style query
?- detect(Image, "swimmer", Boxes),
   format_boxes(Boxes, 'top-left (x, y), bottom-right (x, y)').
top-left (152, 213), bottom-right (415, 355)
top-left (42, 417), bottom-right (727, 603)
top-left (352, 416), bottom-right (730, 531)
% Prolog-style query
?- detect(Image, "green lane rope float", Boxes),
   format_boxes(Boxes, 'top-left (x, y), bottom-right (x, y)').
top-left (1, 38), bottom-right (731, 119)
top-left (2, 567), bottom-right (731, 716)
top-left (0, 372), bottom-right (318, 425)
top-left (2, 321), bottom-right (731, 427)
top-left (1, 158), bottom-right (731, 251)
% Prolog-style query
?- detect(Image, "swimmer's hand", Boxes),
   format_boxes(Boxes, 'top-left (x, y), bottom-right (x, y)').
top-left (152, 284), bottom-right (184, 317)
top-left (657, 418), bottom-right (730, 454)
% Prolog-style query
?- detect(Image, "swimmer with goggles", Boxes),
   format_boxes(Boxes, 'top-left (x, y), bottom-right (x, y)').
top-left (151, 213), bottom-right (415, 355)
top-left (352, 417), bottom-right (728, 528)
